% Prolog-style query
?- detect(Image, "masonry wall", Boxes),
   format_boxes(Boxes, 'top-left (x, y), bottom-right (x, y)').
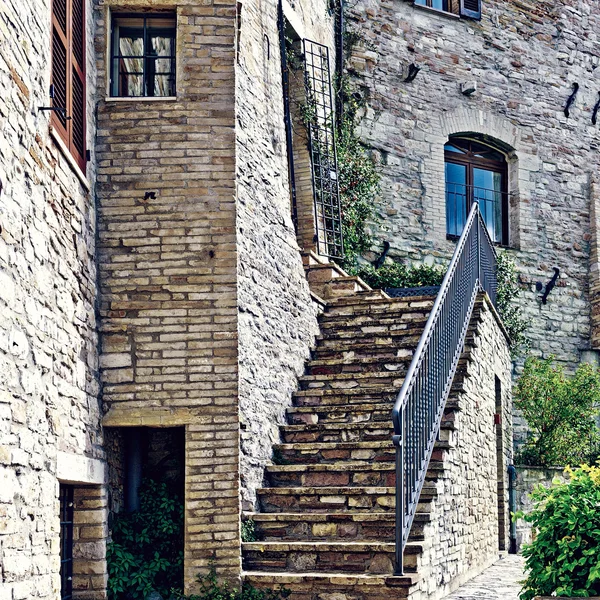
top-left (416, 296), bottom-right (512, 599)
top-left (94, 0), bottom-right (240, 588)
top-left (345, 0), bottom-right (598, 385)
top-left (0, 0), bottom-right (107, 598)
top-left (235, 0), bottom-right (334, 508)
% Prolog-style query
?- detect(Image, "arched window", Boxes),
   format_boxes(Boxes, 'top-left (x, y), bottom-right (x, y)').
top-left (445, 137), bottom-right (509, 245)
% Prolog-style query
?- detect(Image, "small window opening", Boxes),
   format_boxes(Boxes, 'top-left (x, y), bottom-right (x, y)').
top-left (59, 484), bottom-right (75, 600)
top-left (110, 13), bottom-right (176, 97)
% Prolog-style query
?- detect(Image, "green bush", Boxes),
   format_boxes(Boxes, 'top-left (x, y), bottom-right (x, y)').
top-left (496, 252), bottom-right (529, 357)
top-left (107, 479), bottom-right (184, 599)
top-left (514, 356), bottom-right (600, 467)
top-left (351, 261), bottom-right (445, 290)
top-left (173, 565), bottom-right (290, 600)
top-left (241, 519), bottom-right (257, 543)
top-left (519, 465), bottom-right (600, 599)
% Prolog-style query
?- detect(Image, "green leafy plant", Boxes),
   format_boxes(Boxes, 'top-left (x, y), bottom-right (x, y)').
top-left (174, 565), bottom-right (290, 600)
top-left (351, 261), bottom-right (445, 290)
top-left (107, 479), bottom-right (184, 599)
top-left (496, 252), bottom-right (529, 357)
top-left (518, 465), bottom-right (600, 599)
top-left (241, 519), bottom-right (257, 543)
top-left (514, 356), bottom-right (600, 467)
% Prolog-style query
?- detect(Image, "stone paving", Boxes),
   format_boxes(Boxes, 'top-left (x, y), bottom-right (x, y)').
top-left (444, 555), bottom-right (525, 600)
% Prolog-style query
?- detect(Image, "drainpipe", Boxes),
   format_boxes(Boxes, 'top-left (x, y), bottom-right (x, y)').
top-left (125, 428), bottom-right (143, 512)
top-left (508, 464), bottom-right (517, 554)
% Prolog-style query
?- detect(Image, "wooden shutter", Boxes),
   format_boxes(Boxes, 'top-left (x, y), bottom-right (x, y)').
top-left (50, 0), bottom-right (86, 173)
top-left (460, 0), bottom-right (481, 19)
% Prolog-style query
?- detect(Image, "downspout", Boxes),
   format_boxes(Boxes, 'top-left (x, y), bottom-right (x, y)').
top-left (508, 464), bottom-right (517, 554)
top-left (125, 428), bottom-right (143, 512)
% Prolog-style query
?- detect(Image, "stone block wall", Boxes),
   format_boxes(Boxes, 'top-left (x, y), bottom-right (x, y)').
top-left (415, 296), bottom-right (512, 599)
top-left (94, 0), bottom-right (240, 588)
top-left (0, 0), bottom-right (106, 597)
top-left (235, 0), bottom-right (334, 508)
top-left (514, 465), bottom-right (567, 551)
top-left (344, 0), bottom-right (599, 379)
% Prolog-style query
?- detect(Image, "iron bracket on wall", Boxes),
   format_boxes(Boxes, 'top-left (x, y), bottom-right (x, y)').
top-left (536, 267), bottom-right (560, 305)
top-left (593, 92), bottom-right (600, 125)
top-left (564, 82), bottom-right (579, 118)
top-left (404, 63), bottom-right (421, 83)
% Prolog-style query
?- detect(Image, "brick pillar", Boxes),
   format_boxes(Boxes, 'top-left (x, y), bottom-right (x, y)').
top-left (72, 486), bottom-right (108, 600)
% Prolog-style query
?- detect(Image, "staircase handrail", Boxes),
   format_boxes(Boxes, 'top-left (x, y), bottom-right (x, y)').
top-left (391, 203), bottom-right (498, 575)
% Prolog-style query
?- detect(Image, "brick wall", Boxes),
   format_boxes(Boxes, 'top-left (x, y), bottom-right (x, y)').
top-left (346, 0), bottom-right (597, 380)
top-left (94, 0), bottom-right (240, 588)
top-left (235, 0), bottom-right (334, 508)
top-left (0, 0), bottom-right (105, 597)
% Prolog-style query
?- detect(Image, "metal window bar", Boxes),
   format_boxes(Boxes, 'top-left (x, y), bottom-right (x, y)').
top-left (59, 484), bottom-right (75, 600)
top-left (302, 39), bottom-right (344, 259)
top-left (391, 203), bottom-right (497, 575)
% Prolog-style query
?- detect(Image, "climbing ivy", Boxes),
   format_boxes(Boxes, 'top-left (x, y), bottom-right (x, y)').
top-left (107, 479), bottom-right (184, 599)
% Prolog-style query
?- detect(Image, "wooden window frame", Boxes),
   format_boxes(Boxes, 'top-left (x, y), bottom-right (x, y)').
top-left (444, 138), bottom-right (509, 245)
top-left (50, 0), bottom-right (87, 174)
top-left (109, 12), bottom-right (177, 98)
top-left (413, 0), bottom-right (480, 19)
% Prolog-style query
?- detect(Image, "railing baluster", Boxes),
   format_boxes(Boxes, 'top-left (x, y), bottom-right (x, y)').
top-left (391, 204), bottom-right (497, 575)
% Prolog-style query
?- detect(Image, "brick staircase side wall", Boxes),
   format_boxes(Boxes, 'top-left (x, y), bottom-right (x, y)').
top-left (414, 295), bottom-right (513, 600)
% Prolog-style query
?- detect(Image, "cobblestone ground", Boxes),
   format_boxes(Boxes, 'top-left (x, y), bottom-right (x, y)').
top-left (445, 555), bottom-right (525, 600)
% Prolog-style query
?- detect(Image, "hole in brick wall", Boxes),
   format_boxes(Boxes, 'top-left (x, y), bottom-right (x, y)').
top-left (106, 426), bottom-right (185, 596)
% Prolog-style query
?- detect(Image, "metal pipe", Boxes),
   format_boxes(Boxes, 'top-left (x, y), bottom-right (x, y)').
top-left (508, 464), bottom-right (517, 554)
top-left (125, 427), bottom-right (143, 512)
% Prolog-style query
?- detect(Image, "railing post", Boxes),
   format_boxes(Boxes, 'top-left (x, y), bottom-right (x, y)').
top-left (476, 208), bottom-right (481, 285)
top-left (393, 411), bottom-right (404, 576)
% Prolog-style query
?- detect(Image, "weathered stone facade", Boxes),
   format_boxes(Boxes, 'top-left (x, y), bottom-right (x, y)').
top-left (0, 0), bottom-right (107, 597)
top-left (235, 0), bottom-right (331, 508)
top-left (346, 0), bottom-right (599, 378)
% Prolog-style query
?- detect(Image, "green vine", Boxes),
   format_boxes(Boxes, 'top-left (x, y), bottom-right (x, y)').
top-left (496, 251), bottom-right (529, 357)
top-left (107, 479), bottom-right (184, 599)
top-left (241, 519), bottom-right (258, 542)
top-left (352, 262), bottom-right (445, 289)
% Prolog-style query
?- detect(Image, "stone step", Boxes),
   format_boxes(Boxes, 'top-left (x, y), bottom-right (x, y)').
top-left (242, 572), bottom-right (421, 600)
top-left (281, 420), bottom-right (455, 446)
top-left (298, 370), bottom-right (405, 393)
top-left (317, 317), bottom-right (429, 337)
top-left (242, 541), bottom-right (424, 575)
top-left (312, 338), bottom-right (423, 361)
top-left (325, 295), bottom-right (435, 315)
top-left (244, 511), bottom-right (432, 543)
top-left (306, 354), bottom-right (414, 376)
top-left (257, 485), bottom-right (437, 514)
top-left (293, 389), bottom-right (399, 407)
top-left (266, 460), bottom-right (446, 488)
top-left (319, 305), bottom-right (432, 328)
top-left (272, 441), bottom-right (395, 465)
top-left (316, 328), bottom-right (426, 346)
top-left (287, 402), bottom-right (393, 425)
top-left (266, 461), bottom-right (396, 488)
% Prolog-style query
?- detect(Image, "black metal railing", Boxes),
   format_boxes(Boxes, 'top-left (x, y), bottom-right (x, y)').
top-left (391, 202), bottom-right (497, 575)
top-left (446, 182), bottom-right (509, 246)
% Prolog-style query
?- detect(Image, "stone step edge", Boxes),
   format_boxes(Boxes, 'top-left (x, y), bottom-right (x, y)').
top-left (242, 571), bottom-right (421, 587)
top-left (242, 541), bottom-right (424, 553)
top-left (243, 511), bottom-right (432, 523)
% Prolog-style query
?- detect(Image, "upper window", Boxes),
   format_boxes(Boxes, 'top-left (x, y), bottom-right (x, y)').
top-left (445, 138), bottom-right (509, 245)
top-left (110, 13), bottom-right (176, 98)
top-left (51, 0), bottom-right (87, 172)
top-left (414, 0), bottom-right (481, 19)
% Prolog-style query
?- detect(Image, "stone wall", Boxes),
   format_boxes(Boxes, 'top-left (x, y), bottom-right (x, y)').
top-left (415, 295), bottom-right (513, 598)
top-left (0, 0), bottom-right (107, 597)
top-left (235, 0), bottom-right (334, 508)
top-left (345, 0), bottom-right (598, 381)
top-left (514, 465), bottom-right (567, 551)
top-left (94, 0), bottom-right (240, 588)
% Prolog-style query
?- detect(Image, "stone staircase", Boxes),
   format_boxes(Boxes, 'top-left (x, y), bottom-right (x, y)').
top-left (241, 258), bottom-right (466, 600)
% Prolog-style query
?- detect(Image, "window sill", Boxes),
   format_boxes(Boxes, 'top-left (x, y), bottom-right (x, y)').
top-left (104, 96), bottom-right (178, 102)
top-left (49, 127), bottom-right (90, 192)
top-left (413, 3), bottom-right (460, 19)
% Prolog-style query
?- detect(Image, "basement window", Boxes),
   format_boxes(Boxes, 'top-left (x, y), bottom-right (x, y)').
top-left (110, 13), bottom-right (176, 97)
top-left (414, 0), bottom-right (481, 19)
